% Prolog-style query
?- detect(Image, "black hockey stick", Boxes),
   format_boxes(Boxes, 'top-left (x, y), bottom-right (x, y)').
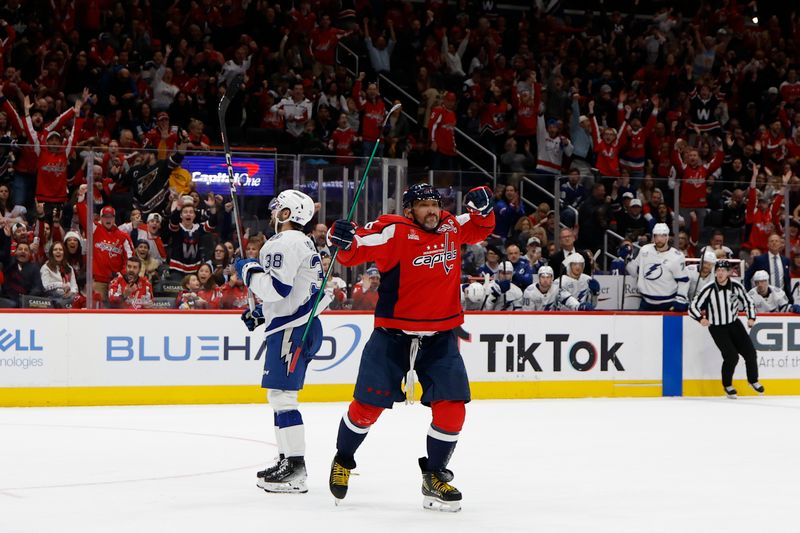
top-left (289, 102), bottom-right (403, 373)
top-left (218, 73), bottom-right (256, 311)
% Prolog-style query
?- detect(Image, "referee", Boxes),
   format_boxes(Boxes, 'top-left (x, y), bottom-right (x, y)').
top-left (688, 260), bottom-right (765, 399)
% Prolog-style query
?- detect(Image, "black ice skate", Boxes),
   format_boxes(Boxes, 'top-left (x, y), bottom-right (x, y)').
top-left (256, 454), bottom-right (285, 480)
top-left (724, 386), bottom-right (738, 399)
top-left (419, 457), bottom-right (462, 513)
top-left (749, 382), bottom-right (765, 395)
top-left (329, 454), bottom-right (355, 503)
top-left (256, 457), bottom-right (307, 494)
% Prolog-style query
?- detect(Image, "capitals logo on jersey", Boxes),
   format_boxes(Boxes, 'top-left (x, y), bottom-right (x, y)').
top-left (412, 231), bottom-right (457, 275)
top-left (437, 221), bottom-right (458, 234)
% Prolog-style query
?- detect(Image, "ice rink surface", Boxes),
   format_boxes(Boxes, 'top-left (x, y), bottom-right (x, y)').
top-left (2, 397), bottom-right (798, 533)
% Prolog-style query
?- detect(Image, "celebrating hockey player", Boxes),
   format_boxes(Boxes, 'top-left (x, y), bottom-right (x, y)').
top-left (748, 270), bottom-right (800, 313)
top-left (558, 252), bottom-right (599, 308)
top-left (234, 190), bottom-right (331, 494)
top-left (627, 223), bottom-right (690, 311)
top-left (522, 266), bottom-right (585, 311)
top-left (326, 183), bottom-right (495, 512)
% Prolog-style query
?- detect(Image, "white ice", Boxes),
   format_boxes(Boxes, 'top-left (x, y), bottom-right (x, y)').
top-left (1, 397), bottom-right (797, 533)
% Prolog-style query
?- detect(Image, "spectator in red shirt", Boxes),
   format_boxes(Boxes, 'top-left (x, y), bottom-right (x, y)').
top-left (671, 137), bottom-right (724, 229)
top-left (176, 273), bottom-right (209, 309)
top-left (780, 69), bottom-right (800, 105)
top-left (196, 263), bottom-right (223, 309)
top-left (588, 97), bottom-right (626, 179)
top-left (310, 14), bottom-right (348, 75)
top-left (742, 166), bottom-right (784, 254)
top-left (144, 112), bottom-right (179, 160)
top-left (93, 205), bottom-right (134, 304)
top-left (759, 120), bottom-right (787, 173)
top-left (220, 271), bottom-right (249, 310)
top-left (429, 92), bottom-right (458, 170)
top-left (329, 113), bottom-right (358, 164)
top-left (108, 256), bottom-right (154, 309)
top-left (352, 73), bottom-right (387, 156)
top-left (351, 266), bottom-right (381, 310)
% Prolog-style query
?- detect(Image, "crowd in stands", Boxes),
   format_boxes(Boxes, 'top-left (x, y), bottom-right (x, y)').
top-left (0, 1), bottom-right (799, 309)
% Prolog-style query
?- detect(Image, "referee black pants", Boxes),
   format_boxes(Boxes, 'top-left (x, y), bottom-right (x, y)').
top-left (708, 321), bottom-right (759, 388)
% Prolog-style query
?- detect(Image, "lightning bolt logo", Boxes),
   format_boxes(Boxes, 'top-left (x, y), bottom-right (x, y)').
top-left (644, 263), bottom-right (663, 280)
top-left (280, 330), bottom-right (295, 375)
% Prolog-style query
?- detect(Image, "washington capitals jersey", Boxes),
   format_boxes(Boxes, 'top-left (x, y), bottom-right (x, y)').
top-left (522, 283), bottom-right (580, 311)
top-left (336, 211), bottom-right (495, 331)
top-left (248, 230), bottom-right (331, 336)
top-left (557, 274), bottom-right (594, 304)
top-left (627, 244), bottom-right (689, 305)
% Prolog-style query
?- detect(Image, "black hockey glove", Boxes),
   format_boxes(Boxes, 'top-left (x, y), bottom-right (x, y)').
top-left (328, 219), bottom-right (356, 250)
top-left (464, 186), bottom-right (494, 216)
top-left (241, 304), bottom-right (265, 331)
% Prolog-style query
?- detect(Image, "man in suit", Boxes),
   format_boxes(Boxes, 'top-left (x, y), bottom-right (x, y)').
top-left (550, 227), bottom-right (592, 277)
top-left (745, 233), bottom-right (792, 303)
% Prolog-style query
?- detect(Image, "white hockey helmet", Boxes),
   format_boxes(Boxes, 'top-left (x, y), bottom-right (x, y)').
top-left (537, 265), bottom-right (554, 279)
top-left (652, 223), bottom-right (670, 236)
top-left (702, 249), bottom-right (717, 264)
top-left (562, 252), bottom-right (585, 267)
top-left (269, 190), bottom-right (315, 228)
top-left (465, 282), bottom-right (486, 303)
top-left (752, 270), bottom-right (769, 282)
top-left (498, 261), bottom-right (514, 273)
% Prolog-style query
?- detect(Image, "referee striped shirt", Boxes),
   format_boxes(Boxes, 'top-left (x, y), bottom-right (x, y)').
top-left (689, 279), bottom-right (756, 325)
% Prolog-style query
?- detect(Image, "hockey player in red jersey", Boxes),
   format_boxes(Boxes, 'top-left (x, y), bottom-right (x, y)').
top-left (327, 183), bottom-right (495, 512)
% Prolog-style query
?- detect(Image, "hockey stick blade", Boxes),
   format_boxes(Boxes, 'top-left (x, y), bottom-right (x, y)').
top-left (383, 103), bottom-right (402, 126)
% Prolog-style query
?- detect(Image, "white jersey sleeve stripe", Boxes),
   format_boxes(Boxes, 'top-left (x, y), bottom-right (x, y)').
top-left (355, 224), bottom-right (396, 247)
top-left (455, 213), bottom-right (471, 226)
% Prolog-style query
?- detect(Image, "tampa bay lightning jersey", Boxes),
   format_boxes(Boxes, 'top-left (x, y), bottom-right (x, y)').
top-left (522, 283), bottom-right (580, 311)
top-left (484, 281), bottom-right (523, 310)
top-left (557, 273), bottom-right (594, 304)
top-left (748, 286), bottom-right (790, 313)
top-left (626, 244), bottom-right (689, 305)
top-left (249, 230), bottom-right (331, 336)
top-left (686, 265), bottom-right (714, 302)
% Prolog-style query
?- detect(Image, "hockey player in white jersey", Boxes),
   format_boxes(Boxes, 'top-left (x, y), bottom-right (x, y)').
top-left (558, 253), bottom-right (600, 306)
top-left (461, 281), bottom-right (487, 311)
top-left (687, 249), bottom-right (718, 301)
top-left (626, 223), bottom-right (690, 311)
top-left (484, 261), bottom-right (523, 310)
top-left (235, 190), bottom-right (331, 494)
top-left (748, 270), bottom-right (800, 313)
top-left (522, 266), bottom-right (588, 310)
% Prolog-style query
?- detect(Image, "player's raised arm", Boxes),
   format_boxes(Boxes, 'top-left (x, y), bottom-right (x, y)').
top-left (455, 186), bottom-right (496, 244)
top-left (327, 216), bottom-right (398, 269)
